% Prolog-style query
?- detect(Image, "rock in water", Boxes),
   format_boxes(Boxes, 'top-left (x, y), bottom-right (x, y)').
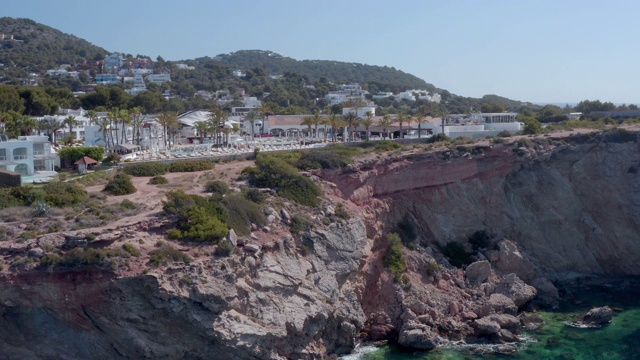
top-left (581, 306), bottom-right (613, 326)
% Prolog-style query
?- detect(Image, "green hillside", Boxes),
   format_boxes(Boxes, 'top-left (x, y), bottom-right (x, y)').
top-left (0, 17), bottom-right (106, 83)
top-left (210, 50), bottom-right (435, 93)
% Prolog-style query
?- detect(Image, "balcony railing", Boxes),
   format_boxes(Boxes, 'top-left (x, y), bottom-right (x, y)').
top-left (33, 151), bottom-right (46, 156)
top-left (13, 155), bottom-right (28, 160)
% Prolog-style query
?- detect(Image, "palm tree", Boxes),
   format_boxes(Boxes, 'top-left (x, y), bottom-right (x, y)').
top-left (97, 116), bottom-right (111, 149)
top-left (395, 111), bottom-right (410, 139)
top-left (129, 107), bottom-right (144, 145)
top-left (157, 111), bottom-right (179, 149)
top-left (301, 116), bottom-right (314, 140)
top-left (244, 110), bottom-right (260, 140)
top-left (321, 115), bottom-right (330, 141)
top-left (378, 114), bottom-right (393, 140)
top-left (63, 115), bottom-right (77, 144)
top-left (107, 108), bottom-right (120, 145)
top-left (207, 106), bottom-right (228, 147)
top-left (118, 108), bottom-right (131, 144)
top-left (361, 111), bottom-right (374, 141)
top-left (87, 109), bottom-right (99, 125)
top-left (343, 98), bottom-right (366, 118)
top-left (311, 111), bottom-right (322, 139)
top-left (342, 112), bottom-right (360, 142)
top-left (415, 105), bottom-right (430, 139)
top-left (194, 121), bottom-right (209, 144)
top-left (326, 114), bottom-right (341, 142)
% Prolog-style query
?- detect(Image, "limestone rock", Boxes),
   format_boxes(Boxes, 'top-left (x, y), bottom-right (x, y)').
top-left (244, 244), bottom-right (260, 254)
top-left (484, 293), bottom-right (518, 316)
top-left (581, 306), bottom-right (614, 326)
top-left (465, 260), bottom-right (492, 286)
top-left (473, 317), bottom-right (500, 335)
top-left (494, 273), bottom-right (537, 308)
top-left (397, 328), bottom-right (439, 350)
top-left (227, 229), bottom-right (238, 247)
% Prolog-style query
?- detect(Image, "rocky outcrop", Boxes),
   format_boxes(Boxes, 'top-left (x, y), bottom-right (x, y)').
top-left (0, 218), bottom-right (370, 360)
top-left (569, 306), bottom-right (614, 328)
top-left (320, 139), bottom-right (640, 279)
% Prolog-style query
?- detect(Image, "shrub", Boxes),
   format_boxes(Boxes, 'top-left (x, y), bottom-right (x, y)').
top-left (43, 181), bottom-right (88, 207)
top-left (222, 194), bottom-right (266, 235)
top-left (497, 130), bottom-right (512, 138)
top-left (290, 214), bottom-right (314, 234)
top-left (168, 160), bottom-right (215, 173)
top-left (119, 199), bottom-right (137, 210)
top-left (384, 233), bottom-right (407, 281)
top-left (122, 243), bottom-right (141, 257)
top-left (149, 176), bottom-right (169, 185)
top-left (205, 180), bottom-right (228, 195)
top-left (103, 153), bottom-right (121, 164)
top-left (427, 133), bottom-right (451, 143)
top-left (148, 244), bottom-right (193, 267)
top-left (10, 186), bottom-right (46, 205)
top-left (85, 233), bottom-right (97, 241)
top-left (296, 145), bottom-right (360, 170)
top-left (214, 239), bottom-right (234, 257)
top-left (39, 248), bottom-right (125, 270)
top-left (0, 189), bottom-right (22, 209)
top-left (334, 203), bottom-right (350, 220)
top-left (168, 207), bottom-right (227, 243)
top-left (244, 188), bottom-right (267, 204)
top-left (32, 200), bottom-right (51, 217)
top-left (441, 241), bottom-right (475, 268)
top-left (103, 173), bottom-right (137, 195)
top-left (122, 162), bottom-right (168, 177)
top-left (426, 260), bottom-right (440, 276)
top-left (374, 140), bottom-right (404, 152)
top-left (395, 215), bottom-right (417, 245)
top-left (249, 155), bottom-right (322, 206)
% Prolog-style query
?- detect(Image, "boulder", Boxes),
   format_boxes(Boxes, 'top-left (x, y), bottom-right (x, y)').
top-left (281, 208), bottom-right (291, 222)
top-left (484, 293), bottom-right (518, 316)
top-left (486, 313), bottom-right (520, 331)
top-left (521, 315), bottom-right (545, 330)
top-left (473, 317), bottom-right (500, 335)
top-left (530, 277), bottom-right (559, 306)
top-left (244, 244), bottom-right (260, 254)
top-left (494, 273), bottom-right (537, 308)
top-left (496, 329), bottom-right (519, 343)
top-left (227, 229), bottom-right (238, 247)
top-left (397, 328), bottom-right (439, 350)
top-left (465, 260), bottom-right (492, 286)
top-left (581, 306), bottom-right (613, 326)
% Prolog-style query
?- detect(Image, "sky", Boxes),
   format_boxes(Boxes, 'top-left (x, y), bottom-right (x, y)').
top-left (3, 0), bottom-right (640, 104)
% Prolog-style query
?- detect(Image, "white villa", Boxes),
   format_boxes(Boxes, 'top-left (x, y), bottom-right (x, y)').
top-left (0, 134), bottom-right (59, 177)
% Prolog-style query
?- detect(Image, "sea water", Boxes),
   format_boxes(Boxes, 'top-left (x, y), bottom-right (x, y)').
top-left (345, 282), bottom-right (640, 360)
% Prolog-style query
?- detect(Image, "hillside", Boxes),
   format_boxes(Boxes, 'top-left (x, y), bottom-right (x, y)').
top-left (209, 50), bottom-right (435, 93)
top-left (0, 18), bottom-right (107, 81)
top-left (0, 17), bottom-right (533, 115)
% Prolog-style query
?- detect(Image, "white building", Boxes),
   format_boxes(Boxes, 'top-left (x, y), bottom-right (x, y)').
top-left (342, 106), bottom-right (376, 117)
top-left (146, 73), bottom-right (171, 84)
top-left (0, 135), bottom-right (59, 176)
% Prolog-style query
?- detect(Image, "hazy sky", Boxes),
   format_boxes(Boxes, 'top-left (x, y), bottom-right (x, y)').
top-left (4, 0), bottom-right (639, 104)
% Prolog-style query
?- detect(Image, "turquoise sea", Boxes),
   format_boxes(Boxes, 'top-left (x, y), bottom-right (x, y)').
top-left (344, 282), bottom-right (640, 360)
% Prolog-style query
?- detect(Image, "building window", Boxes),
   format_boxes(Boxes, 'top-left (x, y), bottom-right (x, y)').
top-left (13, 147), bottom-right (27, 160)
top-left (34, 159), bottom-right (45, 171)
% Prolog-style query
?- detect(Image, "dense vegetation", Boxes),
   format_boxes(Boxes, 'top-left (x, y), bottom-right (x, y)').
top-left (245, 153), bottom-right (323, 207)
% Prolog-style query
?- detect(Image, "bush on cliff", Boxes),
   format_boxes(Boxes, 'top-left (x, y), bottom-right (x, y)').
top-left (600, 128), bottom-right (637, 143)
top-left (247, 154), bottom-right (322, 207)
top-left (222, 194), bottom-right (266, 236)
top-left (168, 159), bottom-right (215, 173)
top-left (148, 243), bottom-right (193, 267)
top-left (39, 247), bottom-right (126, 270)
top-left (384, 232), bottom-right (407, 281)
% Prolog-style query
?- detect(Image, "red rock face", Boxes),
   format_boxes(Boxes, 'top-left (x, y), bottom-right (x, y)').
top-left (320, 141), bottom-right (640, 277)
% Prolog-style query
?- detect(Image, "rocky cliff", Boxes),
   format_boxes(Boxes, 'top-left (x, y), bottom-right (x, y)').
top-left (321, 134), bottom-right (640, 280)
top-left (0, 132), bottom-right (638, 359)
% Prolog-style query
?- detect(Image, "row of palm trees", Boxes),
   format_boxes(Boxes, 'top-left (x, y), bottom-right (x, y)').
top-left (297, 105), bottom-right (446, 142)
